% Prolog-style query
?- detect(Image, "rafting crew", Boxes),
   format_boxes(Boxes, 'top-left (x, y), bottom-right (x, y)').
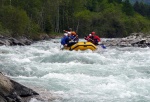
top-left (61, 29), bottom-right (106, 49)
top-left (61, 30), bottom-right (106, 50)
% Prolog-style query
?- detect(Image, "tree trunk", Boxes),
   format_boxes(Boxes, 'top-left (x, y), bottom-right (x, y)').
top-left (55, 0), bottom-right (60, 33)
top-left (76, 19), bottom-right (80, 33)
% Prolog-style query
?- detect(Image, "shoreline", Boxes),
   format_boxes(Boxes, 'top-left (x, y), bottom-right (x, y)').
top-left (0, 33), bottom-right (150, 47)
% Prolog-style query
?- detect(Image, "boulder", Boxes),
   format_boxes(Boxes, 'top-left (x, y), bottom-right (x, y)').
top-left (40, 34), bottom-right (50, 40)
top-left (103, 33), bottom-right (150, 48)
top-left (0, 36), bottom-right (33, 46)
top-left (0, 72), bottom-right (39, 102)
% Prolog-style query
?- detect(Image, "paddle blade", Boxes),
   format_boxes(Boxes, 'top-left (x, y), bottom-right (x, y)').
top-left (100, 44), bottom-right (106, 49)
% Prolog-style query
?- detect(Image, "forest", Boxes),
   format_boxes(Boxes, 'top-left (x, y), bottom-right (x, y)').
top-left (0, 0), bottom-right (150, 39)
top-left (130, 0), bottom-right (150, 5)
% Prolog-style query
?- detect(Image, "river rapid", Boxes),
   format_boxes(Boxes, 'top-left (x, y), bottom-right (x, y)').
top-left (0, 39), bottom-right (150, 102)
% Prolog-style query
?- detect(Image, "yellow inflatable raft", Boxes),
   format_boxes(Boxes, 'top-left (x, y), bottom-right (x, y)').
top-left (63, 42), bottom-right (97, 51)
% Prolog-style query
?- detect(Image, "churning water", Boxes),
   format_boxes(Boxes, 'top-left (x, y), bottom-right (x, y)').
top-left (0, 39), bottom-right (150, 102)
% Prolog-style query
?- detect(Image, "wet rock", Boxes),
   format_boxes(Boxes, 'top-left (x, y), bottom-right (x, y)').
top-left (0, 35), bottom-right (33, 46)
top-left (40, 34), bottom-right (51, 40)
top-left (0, 72), bottom-right (39, 102)
top-left (102, 33), bottom-right (150, 48)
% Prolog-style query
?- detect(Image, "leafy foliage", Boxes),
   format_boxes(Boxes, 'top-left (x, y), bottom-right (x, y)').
top-left (0, 0), bottom-right (150, 39)
top-left (0, 6), bottom-right (30, 37)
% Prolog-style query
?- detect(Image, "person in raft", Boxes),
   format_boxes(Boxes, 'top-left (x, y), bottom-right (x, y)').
top-left (61, 32), bottom-right (77, 47)
top-left (84, 31), bottom-right (101, 45)
top-left (84, 34), bottom-right (93, 42)
top-left (61, 33), bottom-right (69, 47)
top-left (63, 28), bottom-right (79, 43)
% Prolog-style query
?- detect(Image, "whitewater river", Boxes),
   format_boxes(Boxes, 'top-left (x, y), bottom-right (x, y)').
top-left (0, 39), bottom-right (150, 102)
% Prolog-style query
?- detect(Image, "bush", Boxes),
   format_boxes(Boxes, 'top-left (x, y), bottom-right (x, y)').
top-left (0, 6), bottom-right (30, 37)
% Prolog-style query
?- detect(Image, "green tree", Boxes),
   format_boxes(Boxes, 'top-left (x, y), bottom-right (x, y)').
top-left (108, 0), bottom-right (122, 3)
top-left (0, 6), bottom-right (30, 36)
top-left (122, 0), bottom-right (134, 16)
top-left (96, 5), bottom-right (127, 38)
top-left (75, 10), bottom-right (93, 36)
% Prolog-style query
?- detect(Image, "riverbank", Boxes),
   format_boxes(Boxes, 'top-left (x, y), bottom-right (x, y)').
top-left (1, 33), bottom-right (150, 47)
top-left (102, 33), bottom-right (150, 48)
top-left (0, 33), bottom-right (60, 46)
top-left (0, 35), bottom-right (33, 46)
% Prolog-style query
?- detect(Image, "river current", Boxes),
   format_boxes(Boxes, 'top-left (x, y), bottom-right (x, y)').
top-left (0, 39), bottom-right (150, 102)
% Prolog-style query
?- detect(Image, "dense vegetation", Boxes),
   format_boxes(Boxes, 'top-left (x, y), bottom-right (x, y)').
top-left (130, 0), bottom-right (150, 5)
top-left (0, 0), bottom-right (150, 39)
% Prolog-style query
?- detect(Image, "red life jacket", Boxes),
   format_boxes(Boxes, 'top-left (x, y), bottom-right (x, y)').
top-left (94, 35), bottom-right (101, 42)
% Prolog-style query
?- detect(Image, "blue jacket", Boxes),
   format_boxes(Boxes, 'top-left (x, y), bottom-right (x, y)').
top-left (61, 36), bottom-right (69, 45)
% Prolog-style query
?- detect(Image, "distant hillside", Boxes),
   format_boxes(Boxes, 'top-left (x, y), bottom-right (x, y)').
top-left (130, 0), bottom-right (150, 4)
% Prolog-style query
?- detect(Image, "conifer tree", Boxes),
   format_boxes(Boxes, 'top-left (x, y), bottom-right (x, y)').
top-left (122, 0), bottom-right (134, 16)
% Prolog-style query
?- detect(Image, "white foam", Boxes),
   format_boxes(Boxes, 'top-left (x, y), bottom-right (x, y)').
top-left (1, 39), bottom-right (150, 102)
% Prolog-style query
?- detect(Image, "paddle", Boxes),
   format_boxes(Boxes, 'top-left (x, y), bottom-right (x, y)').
top-left (69, 35), bottom-right (78, 43)
top-left (99, 43), bottom-right (106, 49)
top-left (60, 44), bottom-right (64, 50)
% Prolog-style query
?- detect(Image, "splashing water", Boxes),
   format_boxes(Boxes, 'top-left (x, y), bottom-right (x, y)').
top-left (0, 39), bottom-right (150, 102)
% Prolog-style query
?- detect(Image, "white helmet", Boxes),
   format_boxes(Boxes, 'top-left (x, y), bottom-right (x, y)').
top-left (64, 33), bottom-right (68, 36)
top-left (68, 32), bottom-right (71, 34)
top-left (89, 34), bottom-right (92, 36)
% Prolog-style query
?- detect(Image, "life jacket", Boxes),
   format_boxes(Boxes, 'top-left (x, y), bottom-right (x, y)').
top-left (94, 35), bottom-right (101, 42)
top-left (71, 31), bottom-right (76, 35)
top-left (93, 35), bottom-right (101, 45)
